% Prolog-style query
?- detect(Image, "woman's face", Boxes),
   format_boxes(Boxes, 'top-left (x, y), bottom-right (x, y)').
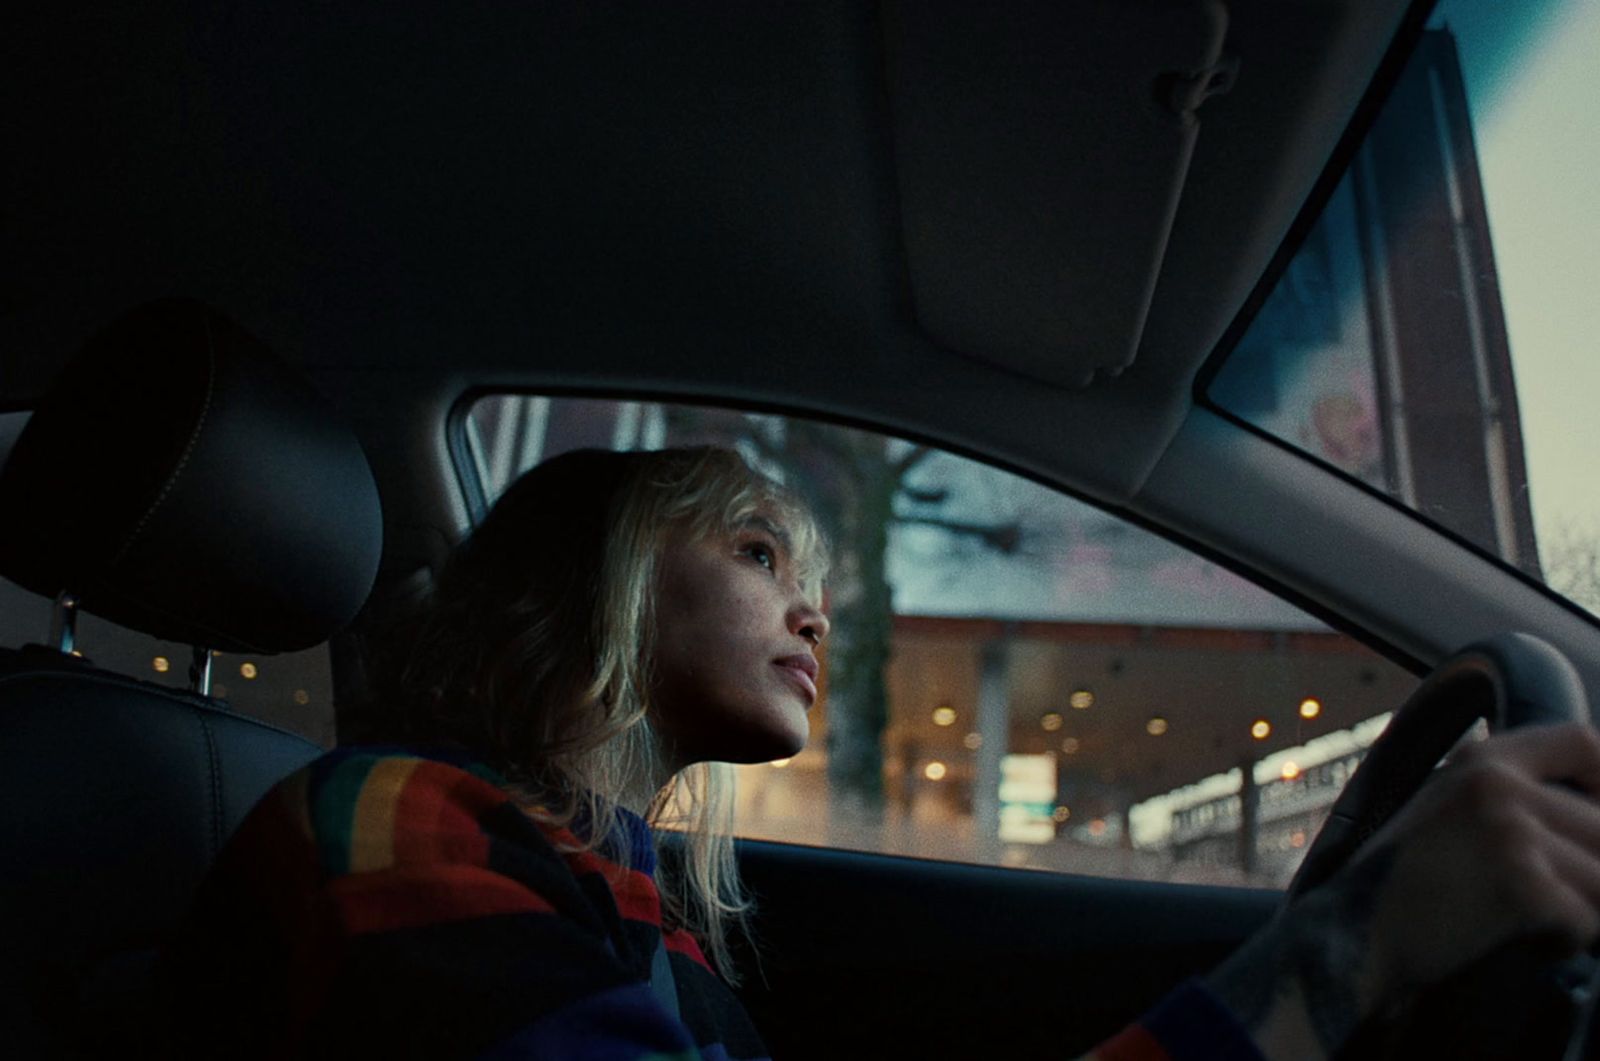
top-left (650, 512), bottom-right (829, 768)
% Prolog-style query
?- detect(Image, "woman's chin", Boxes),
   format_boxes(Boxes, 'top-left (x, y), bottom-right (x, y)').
top-left (733, 713), bottom-right (809, 765)
top-left (770, 727), bottom-right (808, 762)
top-left (666, 700), bottom-right (810, 766)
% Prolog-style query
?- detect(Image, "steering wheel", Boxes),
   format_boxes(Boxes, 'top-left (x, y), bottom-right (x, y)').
top-left (1287, 631), bottom-right (1597, 1059)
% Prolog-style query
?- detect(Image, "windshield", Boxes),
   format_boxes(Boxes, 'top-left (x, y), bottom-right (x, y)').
top-left (1208, 0), bottom-right (1600, 617)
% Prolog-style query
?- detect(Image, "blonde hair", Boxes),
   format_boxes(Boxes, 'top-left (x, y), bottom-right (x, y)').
top-left (380, 446), bottom-right (827, 981)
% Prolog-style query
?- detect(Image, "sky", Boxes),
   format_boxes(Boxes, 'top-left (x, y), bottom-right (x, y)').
top-left (1123, 3), bottom-right (1600, 838)
top-left (1441, 0), bottom-right (1600, 544)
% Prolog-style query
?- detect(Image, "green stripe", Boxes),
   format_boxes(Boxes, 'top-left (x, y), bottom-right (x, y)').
top-left (311, 753), bottom-right (384, 875)
top-left (464, 759), bottom-right (506, 786)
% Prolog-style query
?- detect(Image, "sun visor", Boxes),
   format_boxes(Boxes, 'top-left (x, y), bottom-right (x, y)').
top-left (884, 0), bottom-right (1231, 388)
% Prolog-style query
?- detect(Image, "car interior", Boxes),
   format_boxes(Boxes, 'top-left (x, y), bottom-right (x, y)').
top-left (3, 0), bottom-right (1597, 1057)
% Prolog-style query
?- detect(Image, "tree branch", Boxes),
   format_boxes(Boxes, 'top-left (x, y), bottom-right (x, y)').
top-left (740, 425), bottom-right (783, 465)
top-left (895, 513), bottom-right (1023, 554)
top-left (898, 484), bottom-right (949, 505)
top-left (786, 417), bottom-right (857, 467)
top-left (892, 444), bottom-right (934, 478)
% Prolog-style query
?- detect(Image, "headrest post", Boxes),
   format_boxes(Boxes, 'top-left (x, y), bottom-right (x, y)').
top-left (49, 591), bottom-right (79, 655)
top-left (189, 646), bottom-right (213, 696)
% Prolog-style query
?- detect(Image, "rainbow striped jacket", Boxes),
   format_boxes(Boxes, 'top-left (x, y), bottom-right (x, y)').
top-left (161, 746), bottom-right (1260, 1060)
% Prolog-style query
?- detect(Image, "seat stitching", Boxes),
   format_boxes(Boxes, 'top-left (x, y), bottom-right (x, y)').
top-left (110, 316), bottom-right (219, 567)
top-left (194, 706), bottom-right (224, 857)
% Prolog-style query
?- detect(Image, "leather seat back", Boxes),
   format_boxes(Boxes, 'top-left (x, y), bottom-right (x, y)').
top-left (0, 300), bottom-right (384, 1056)
top-left (0, 647), bottom-right (323, 1056)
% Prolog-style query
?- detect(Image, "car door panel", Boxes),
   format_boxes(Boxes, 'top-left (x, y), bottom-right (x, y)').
top-left (735, 839), bottom-right (1278, 1057)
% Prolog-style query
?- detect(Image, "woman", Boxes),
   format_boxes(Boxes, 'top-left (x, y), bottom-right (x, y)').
top-left (165, 446), bottom-right (826, 1059)
top-left (166, 446), bottom-right (1600, 1060)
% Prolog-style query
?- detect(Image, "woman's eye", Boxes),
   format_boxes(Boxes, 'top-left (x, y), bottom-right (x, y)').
top-left (743, 542), bottom-right (776, 570)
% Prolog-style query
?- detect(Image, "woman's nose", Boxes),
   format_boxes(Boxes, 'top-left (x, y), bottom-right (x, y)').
top-left (792, 599), bottom-right (829, 645)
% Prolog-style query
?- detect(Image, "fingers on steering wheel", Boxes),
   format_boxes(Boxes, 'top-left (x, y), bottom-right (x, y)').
top-left (1449, 723), bottom-right (1600, 954)
top-left (1524, 826), bottom-right (1600, 955)
top-left (1451, 721), bottom-right (1600, 791)
top-left (1524, 779), bottom-right (1600, 855)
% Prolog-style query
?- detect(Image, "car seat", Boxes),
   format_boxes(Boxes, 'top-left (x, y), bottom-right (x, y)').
top-left (0, 299), bottom-right (383, 1057)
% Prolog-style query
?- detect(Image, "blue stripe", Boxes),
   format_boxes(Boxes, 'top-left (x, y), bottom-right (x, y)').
top-left (476, 982), bottom-right (701, 1061)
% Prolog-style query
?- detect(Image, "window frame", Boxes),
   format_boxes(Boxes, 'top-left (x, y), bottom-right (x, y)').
top-left (445, 389), bottom-right (1438, 889)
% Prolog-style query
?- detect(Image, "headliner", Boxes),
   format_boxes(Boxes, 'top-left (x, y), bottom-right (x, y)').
top-left (4, 0), bottom-right (1413, 503)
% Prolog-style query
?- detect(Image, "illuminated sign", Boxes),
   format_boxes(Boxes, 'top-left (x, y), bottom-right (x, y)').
top-left (998, 753), bottom-right (1056, 844)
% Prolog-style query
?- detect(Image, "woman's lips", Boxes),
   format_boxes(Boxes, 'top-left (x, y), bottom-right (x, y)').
top-left (774, 656), bottom-right (818, 704)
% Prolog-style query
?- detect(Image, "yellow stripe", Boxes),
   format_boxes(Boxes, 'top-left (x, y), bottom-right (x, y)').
top-left (348, 756), bottom-right (422, 873)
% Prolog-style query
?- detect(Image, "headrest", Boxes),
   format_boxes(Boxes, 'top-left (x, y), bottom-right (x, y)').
top-left (0, 299), bottom-right (383, 653)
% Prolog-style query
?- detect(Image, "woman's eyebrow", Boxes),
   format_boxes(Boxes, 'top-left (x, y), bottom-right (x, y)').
top-left (738, 515), bottom-right (792, 556)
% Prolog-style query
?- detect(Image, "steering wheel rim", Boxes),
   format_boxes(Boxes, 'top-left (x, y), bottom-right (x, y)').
top-left (1290, 631), bottom-right (1588, 898)
top-left (1287, 631), bottom-right (1594, 1058)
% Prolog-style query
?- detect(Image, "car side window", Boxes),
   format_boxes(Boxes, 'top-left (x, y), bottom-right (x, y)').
top-left (463, 396), bottom-right (1416, 889)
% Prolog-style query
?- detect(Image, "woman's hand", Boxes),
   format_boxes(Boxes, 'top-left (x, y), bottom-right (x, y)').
top-left (1206, 721), bottom-right (1600, 1059)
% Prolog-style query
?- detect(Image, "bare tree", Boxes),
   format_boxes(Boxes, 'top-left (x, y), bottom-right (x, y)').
top-left (1542, 518), bottom-right (1600, 615)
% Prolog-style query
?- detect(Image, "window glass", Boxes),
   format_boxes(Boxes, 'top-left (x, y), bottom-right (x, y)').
top-left (464, 396), bottom-right (1417, 889)
top-left (0, 577), bottom-right (336, 746)
top-left (1209, 0), bottom-right (1600, 617)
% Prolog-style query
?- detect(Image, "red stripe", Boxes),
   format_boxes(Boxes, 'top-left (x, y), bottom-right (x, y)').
top-left (607, 865), bottom-right (662, 925)
top-left (233, 787), bottom-right (318, 904)
top-left (563, 845), bottom-right (661, 925)
top-left (538, 821), bottom-right (586, 851)
top-left (330, 863), bottom-right (555, 935)
top-left (563, 846), bottom-right (618, 879)
top-left (391, 760), bottom-right (506, 866)
top-left (662, 928), bottom-right (710, 969)
top-left (1090, 1024), bottom-right (1173, 1061)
